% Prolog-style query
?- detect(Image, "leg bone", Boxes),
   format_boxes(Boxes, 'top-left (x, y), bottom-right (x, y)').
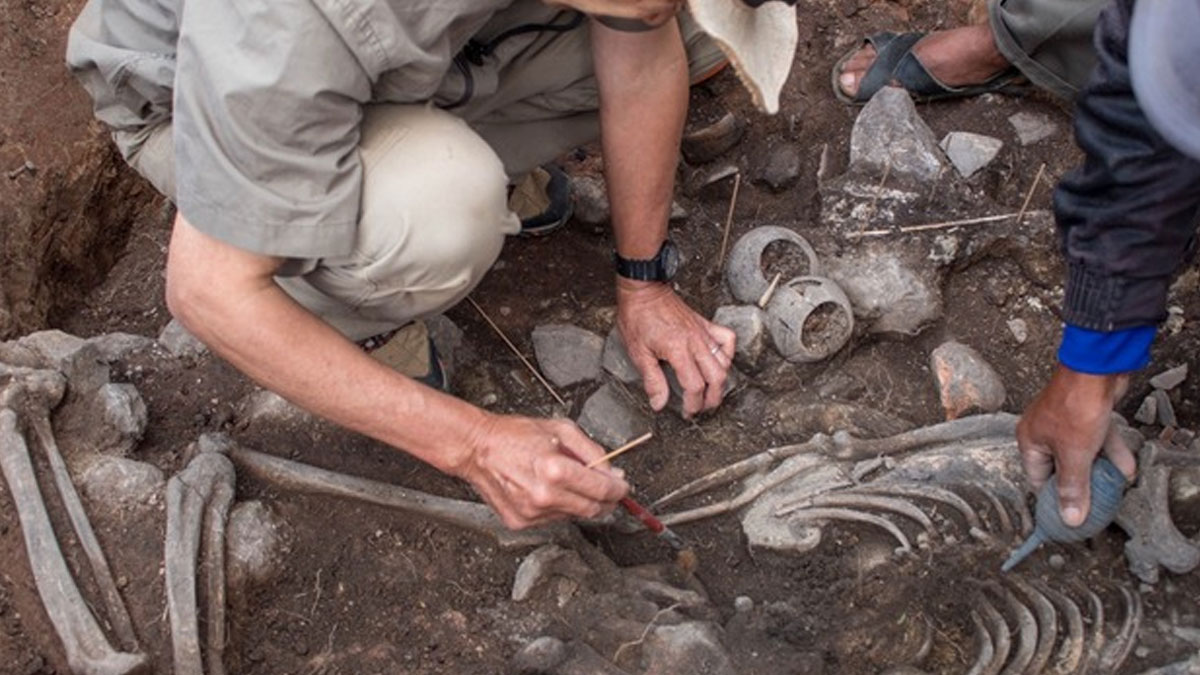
top-left (166, 451), bottom-right (235, 675)
top-left (0, 410), bottom-right (148, 675)
top-left (229, 446), bottom-right (567, 550)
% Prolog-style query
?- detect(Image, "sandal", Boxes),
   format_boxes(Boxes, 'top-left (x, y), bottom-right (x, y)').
top-left (831, 31), bottom-right (1028, 106)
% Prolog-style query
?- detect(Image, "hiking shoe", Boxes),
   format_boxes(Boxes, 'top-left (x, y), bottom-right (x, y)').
top-left (509, 163), bottom-right (573, 236)
top-left (360, 321), bottom-right (448, 391)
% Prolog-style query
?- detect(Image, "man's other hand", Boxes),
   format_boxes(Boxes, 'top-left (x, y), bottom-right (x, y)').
top-left (458, 415), bottom-right (629, 530)
top-left (617, 280), bottom-right (736, 418)
top-left (1016, 365), bottom-right (1137, 527)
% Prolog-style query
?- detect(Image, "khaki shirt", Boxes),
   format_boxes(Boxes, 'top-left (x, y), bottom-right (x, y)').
top-left (66, 0), bottom-right (554, 259)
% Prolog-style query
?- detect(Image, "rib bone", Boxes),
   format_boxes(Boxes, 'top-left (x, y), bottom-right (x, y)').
top-left (985, 582), bottom-right (1035, 675)
top-left (1007, 577), bottom-right (1056, 675)
top-left (1098, 586), bottom-right (1142, 673)
top-left (786, 507), bottom-right (912, 552)
top-left (1032, 581), bottom-right (1083, 675)
top-left (976, 591), bottom-right (1011, 675)
top-left (850, 483), bottom-right (990, 541)
top-left (774, 493), bottom-right (935, 542)
top-left (229, 446), bottom-right (567, 549)
top-left (166, 451), bottom-right (235, 675)
top-left (966, 610), bottom-right (997, 675)
top-left (0, 409), bottom-right (149, 675)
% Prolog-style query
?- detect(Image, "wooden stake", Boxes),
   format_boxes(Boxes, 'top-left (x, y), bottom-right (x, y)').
top-left (586, 431), bottom-right (654, 468)
top-left (1016, 163), bottom-right (1047, 226)
top-left (717, 171), bottom-right (742, 272)
top-left (846, 210), bottom-right (1048, 239)
top-left (466, 296), bottom-right (566, 407)
top-left (757, 272), bottom-right (782, 309)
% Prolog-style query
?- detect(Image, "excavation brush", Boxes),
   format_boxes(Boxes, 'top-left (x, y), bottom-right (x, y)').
top-left (1001, 457), bottom-right (1128, 572)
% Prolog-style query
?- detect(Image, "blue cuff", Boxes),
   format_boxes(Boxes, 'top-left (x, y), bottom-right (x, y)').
top-left (1058, 325), bottom-right (1156, 374)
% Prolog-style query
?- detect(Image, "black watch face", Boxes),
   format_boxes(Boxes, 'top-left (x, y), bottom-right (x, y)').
top-left (661, 241), bottom-right (681, 279)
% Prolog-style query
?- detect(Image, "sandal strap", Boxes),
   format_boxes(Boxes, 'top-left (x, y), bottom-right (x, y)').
top-left (854, 32), bottom-right (925, 102)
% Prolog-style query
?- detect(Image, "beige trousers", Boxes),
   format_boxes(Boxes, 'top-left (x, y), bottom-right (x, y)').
top-left (126, 11), bottom-right (723, 341)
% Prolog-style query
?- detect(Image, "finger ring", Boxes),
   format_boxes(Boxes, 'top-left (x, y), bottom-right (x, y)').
top-left (709, 344), bottom-right (721, 356)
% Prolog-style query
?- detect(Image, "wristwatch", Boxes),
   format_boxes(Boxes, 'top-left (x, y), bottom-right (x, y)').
top-left (614, 240), bottom-right (680, 282)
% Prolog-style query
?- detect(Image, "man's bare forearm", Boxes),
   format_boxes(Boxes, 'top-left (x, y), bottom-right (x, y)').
top-left (165, 214), bottom-right (489, 476)
top-left (591, 17), bottom-right (688, 261)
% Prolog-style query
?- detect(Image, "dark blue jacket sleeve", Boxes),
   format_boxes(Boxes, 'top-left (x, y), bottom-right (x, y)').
top-left (1054, 0), bottom-right (1200, 332)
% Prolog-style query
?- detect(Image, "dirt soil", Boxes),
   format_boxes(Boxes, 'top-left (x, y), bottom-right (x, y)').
top-left (3, 0), bottom-right (1200, 673)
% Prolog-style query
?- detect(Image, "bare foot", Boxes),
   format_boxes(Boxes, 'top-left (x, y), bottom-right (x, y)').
top-left (838, 24), bottom-right (1011, 98)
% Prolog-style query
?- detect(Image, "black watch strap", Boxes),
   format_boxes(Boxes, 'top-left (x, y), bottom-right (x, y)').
top-left (615, 240), bottom-right (672, 282)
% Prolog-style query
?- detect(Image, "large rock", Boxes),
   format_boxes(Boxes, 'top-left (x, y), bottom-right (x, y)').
top-left (89, 382), bottom-right (149, 455)
top-left (711, 305), bottom-right (767, 371)
top-left (850, 87), bottom-right (945, 181)
top-left (930, 342), bottom-right (1007, 419)
top-left (0, 0), bottom-right (160, 339)
top-left (757, 144), bottom-right (801, 191)
top-left (79, 455), bottom-right (165, 512)
top-left (158, 318), bottom-right (208, 358)
top-left (940, 132), bottom-right (1003, 179)
top-left (825, 248), bottom-right (942, 335)
top-left (532, 324), bottom-right (604, 388)
top-left (643, 622), bottom-right (736, 675)
top-left (577, 383), bottom-right (651, 449)
top-left (227, 500), bottom-right (288, 592)
top-left (601, 329), bottom-right (641, 384)
top-left (1150, 364), bottom-right (1188, 391)
top-left (512, 544), bottom-right (593, 602)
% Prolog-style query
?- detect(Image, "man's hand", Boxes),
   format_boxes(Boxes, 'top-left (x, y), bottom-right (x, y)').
top-left (458, 415), bottom-right (629, 529)
top-left (1017, 365), bottom-right (1137, 527)
top-left (617, 280), bottom-right (736, 417)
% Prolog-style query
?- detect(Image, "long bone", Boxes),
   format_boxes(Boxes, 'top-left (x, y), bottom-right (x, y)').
top-left (229, 446), bottom-right (567, 549)
top-left (1031, 581), bottom-right (1084, 675)
top-left (1097, 585), bottom-right (1142, 673)
top-left (165, 450), bottom-right (235, 675)
top-left (1006, 577), bottom-right (1056, 675)
top-left (652, 413), bottom-right (1018, 509)
top-left (0, 408), bottom-right (149, 675)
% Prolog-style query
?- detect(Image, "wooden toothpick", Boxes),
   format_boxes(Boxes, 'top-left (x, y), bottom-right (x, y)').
top-left (466, 296), bottom-right (566, 407)
top-left (586, 431), bottom-right (654, 468)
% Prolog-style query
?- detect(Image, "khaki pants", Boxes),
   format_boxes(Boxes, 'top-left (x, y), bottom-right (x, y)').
top-left (125, 9), bottom-right (724, 341)
top-left (989, 0), bottom-right (1107, 99)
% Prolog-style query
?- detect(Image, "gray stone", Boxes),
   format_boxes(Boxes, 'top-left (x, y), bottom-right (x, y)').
top-left (682, 112), bottom-right (745, 164)
top-left (554, 641), bottom-right (630, 675)
top-left (1154, 389), bottom-right (1178, 427)
top-left (237, 389), bottom-right (311, 426)
top-left (825, 249), bottom-right (942, 335)
top-left (939, 131), bottom-right (1003, 179)
top-left (850, 86), bottom-right (945, 181)
top-left (14, 329), bottom-right (109, 394)
top-left (85, 332), bottom-right (155, 362)
top-left (158, 318), bottom-right (208, 358)
top-left (1135, 395), bottom-right (1159, 425)
top-left (1150, 364), bottom-right (1188, 391)
top-left (930, 341), bottom-right (1007, 419)
top-left (643, 622), bottom-right (736, 675)
top-left (512, 544), bottom-right (592, 602)
top-left (1006, 318), bottom-right (1028, 344)
top-left (1008, 112), bottom-right (1058, 146)
top-left (602, 329), bottom-right (641, 384)
top-left (578, 384), bottom-right (651, 449)
top-left (571, 175), bottom-right (609, 226)
top-left (227, 500), bottom-right (287, 590)
top-left (1048, 554), bottom-right (1066, 570)
top-left (427, 313), bottom-right (469, 380)
top-left (711, 305), bottom-right (767, 371)
top-left (79, 455), bottom-right (164, 511)
top-left (758, 144), bottom-right (802, 191)
top-left (532, 324), bottom-right (604, 388)
top-left (733, 596), bottom-right (753, 613)
top-left (93, 383), bottom-right (148, 455)
top-left (511, 636), bottom-right (568, 674)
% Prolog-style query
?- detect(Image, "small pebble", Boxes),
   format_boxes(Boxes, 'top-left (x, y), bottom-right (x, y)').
top-left (1150, 364), bottom-right (1188, 391)
top-left (1007, 318), bottom-right (1028, 344)
top-left (1135, 646), bottom-right (1150, 659)
top-left (734, 596), bottom-right (754, 613)
top-left (479, 392), bottom-right (499, 407)
top-left (1048, 554), bottom-right (1066, 570)
top-left (1135, 395), bottom-right (1158, 425)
